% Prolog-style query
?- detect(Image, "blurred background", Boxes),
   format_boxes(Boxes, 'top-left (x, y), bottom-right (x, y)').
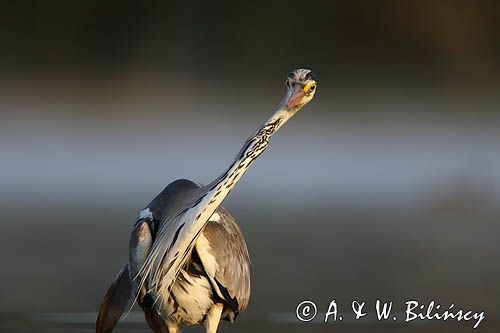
top-left (1, 1), bottom-right (499, 332)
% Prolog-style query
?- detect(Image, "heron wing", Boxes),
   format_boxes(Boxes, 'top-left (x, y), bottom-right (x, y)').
top-left (136, 179), bottom-right (211, 307)
top-left (96, 265), bottom-right (132, 333)
top-left (129, 219), bottom-right (170, 332)
top-left (129, 219), bottom-right (153, 301)
top-left (196, 206), bottom-right (251, 311)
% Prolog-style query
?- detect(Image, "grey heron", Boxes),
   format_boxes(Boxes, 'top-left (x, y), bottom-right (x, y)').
top-left (96, 68), bottom-right (318, 333)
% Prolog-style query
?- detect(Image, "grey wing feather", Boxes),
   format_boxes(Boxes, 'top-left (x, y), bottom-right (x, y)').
top-left (196, 207), bottom-right (251, 311)
top-left (96, 265), bottom-right (132, 333)
top-left (136, 179), bottom-right (213, 309)
top-left (129, 220), bottom-right (153, 299)
top-left (136, 179), bottom-right (251, 314)
top-left (136, 180), bottom-right (201, 281)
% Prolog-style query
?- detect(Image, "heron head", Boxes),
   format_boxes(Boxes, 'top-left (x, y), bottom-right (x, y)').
top-left (283, 68), bottom-right (318, 109)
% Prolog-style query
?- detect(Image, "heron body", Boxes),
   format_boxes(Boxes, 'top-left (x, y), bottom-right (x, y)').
top-left (96, 69), bottom-right (317, 333)
top-left (131, 179), bottom-right (250, 328)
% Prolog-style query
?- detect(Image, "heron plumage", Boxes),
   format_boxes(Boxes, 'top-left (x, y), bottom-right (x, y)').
top-left (132, 180), bottom-right (250, 326)
top-left (97, 69), bottom-right (317, 333)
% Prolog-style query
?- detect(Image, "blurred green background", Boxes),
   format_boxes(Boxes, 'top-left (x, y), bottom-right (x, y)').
top-left (1, 1), bottom-right (499, 332)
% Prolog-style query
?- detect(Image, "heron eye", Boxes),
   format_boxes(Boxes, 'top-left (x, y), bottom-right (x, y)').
top-left (309, 84), bottom-right (316, 92)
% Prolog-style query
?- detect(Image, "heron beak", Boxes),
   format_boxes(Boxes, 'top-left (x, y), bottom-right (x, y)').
top-left (285, 84), bottom-right (305, 108)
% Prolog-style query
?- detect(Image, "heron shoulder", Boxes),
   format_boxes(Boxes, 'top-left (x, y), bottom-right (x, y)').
top-left (143, 179), bottom-right (202, 228)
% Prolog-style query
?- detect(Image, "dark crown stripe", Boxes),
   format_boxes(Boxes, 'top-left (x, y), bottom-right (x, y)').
top-left (305, 71), bottom-right (317, 82)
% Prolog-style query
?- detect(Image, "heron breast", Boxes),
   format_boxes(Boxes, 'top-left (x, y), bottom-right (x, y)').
top-left (161, 269), bottom-right (214, 326)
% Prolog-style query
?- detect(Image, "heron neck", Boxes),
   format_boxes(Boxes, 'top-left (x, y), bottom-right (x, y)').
top-left (204, 107), bottom-right (294, 204)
